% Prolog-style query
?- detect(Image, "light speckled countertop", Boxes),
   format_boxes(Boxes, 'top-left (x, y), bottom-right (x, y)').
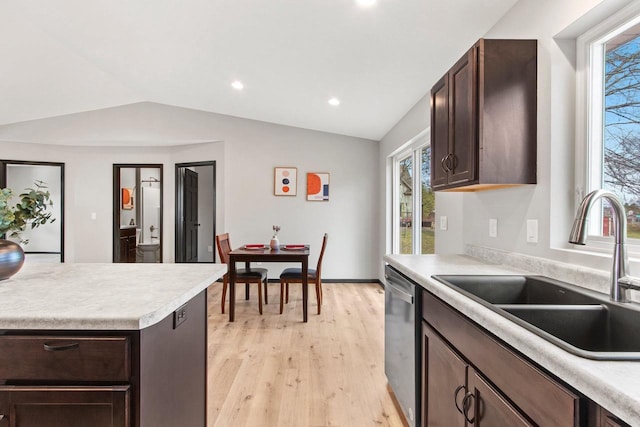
top-left (385, 253), bottom-right (640, 426)
top-left (0, 263), bottom-right (226, 330)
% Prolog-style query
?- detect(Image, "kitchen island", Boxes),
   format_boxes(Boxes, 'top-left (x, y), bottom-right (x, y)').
top-left (385, 253), bottom-right (640, 426)
top-left (0, 262), bottom-right (226, 427)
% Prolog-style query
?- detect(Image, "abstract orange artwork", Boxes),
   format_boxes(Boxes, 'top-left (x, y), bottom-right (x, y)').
top-left (122, 187), bottom-right (134, 209)
top-left (307, 172), bottom-right (329, 201)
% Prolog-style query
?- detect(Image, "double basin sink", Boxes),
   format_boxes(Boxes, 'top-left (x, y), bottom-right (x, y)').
top-left (432, 275), bottom-right (640, 360)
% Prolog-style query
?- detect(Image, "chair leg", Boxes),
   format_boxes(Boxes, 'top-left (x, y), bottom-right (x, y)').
top-left (315, 281), bottom-right (321, 315)
top-left (279, 280), bottom-right (285, 314)
top-left (258, 282), bottom-right (263, 315)
top-left (245, 283), bottom-right (250, 300)
top-left (264, 279), bottom-right (269, 304)
top-left (221, 277), bottom-right (228, 314)
top-left (285, 282), bottom-right (289, 303)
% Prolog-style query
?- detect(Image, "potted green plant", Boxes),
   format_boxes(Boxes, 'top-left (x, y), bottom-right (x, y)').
top-left (0, 180), bottom-right (54, 280)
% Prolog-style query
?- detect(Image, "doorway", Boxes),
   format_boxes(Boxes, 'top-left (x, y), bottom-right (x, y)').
top-left (113, 164), bottom-right (163, 263)
top-left (0, 160), bottom-right (65, 262)
top-left (175, 161), bottom-right (216, 263)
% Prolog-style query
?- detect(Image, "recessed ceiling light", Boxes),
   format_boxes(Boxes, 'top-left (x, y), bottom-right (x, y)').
top-left (328, 97), bottom-right (341, 106)
top-left (356, 0), bottom-right (376, 7)
top-left (231, 80), bottom-right (244, 90)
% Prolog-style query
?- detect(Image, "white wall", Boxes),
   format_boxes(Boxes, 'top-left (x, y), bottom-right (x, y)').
top-left (2, 109), bottom-right (379, 279)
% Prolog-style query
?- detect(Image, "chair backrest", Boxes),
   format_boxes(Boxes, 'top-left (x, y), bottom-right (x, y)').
top-left (216, 233), bottom-right (232, 264)
top-left (315, 233), bottom-right (328, 279)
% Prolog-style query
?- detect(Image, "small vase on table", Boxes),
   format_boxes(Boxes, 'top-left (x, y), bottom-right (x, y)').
top-left (270, 225), bottom-right (281, 250)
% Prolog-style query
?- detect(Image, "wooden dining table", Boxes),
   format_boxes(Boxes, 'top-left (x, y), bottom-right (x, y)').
top-left (228, 245), bottom-right (310, 322)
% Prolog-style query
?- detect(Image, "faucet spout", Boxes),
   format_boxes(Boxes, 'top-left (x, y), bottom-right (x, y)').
top-left (569, 189), bottom-right (630, 301)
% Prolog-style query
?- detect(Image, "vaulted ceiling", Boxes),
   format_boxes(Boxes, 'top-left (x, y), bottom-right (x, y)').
top-left (1, 0), bottom-right (518, 144)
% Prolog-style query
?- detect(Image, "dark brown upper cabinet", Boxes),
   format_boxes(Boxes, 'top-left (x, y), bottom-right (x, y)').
top-left (430, 39), bottom-right (537, 192)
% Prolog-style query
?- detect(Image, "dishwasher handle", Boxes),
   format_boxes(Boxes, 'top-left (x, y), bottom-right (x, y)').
top-left (385, 280), bottom-right (414, 304)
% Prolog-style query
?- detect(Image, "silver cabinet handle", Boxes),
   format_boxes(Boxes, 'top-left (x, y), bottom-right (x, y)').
top-left (454, 384), bottom-right (467, 414)
top-left (441, 154), bottom-right (450, 172)
top-left (462, 392), bottom-right (476, 424)
top-left (43, 342), bottom-right (79, 352)
top-left (448, 154), bottom-right (457, 171)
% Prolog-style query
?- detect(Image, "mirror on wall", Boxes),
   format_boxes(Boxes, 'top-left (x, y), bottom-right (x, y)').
top-left (113, 164), bottom-right (163, 263)
top-left (175, 161), bottom-right (216, 263)
top-left (0, 160), bottom-right (65, 263)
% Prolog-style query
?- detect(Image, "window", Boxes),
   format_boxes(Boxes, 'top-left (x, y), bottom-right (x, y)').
top-left (398, 154), bottom-right (413, 254)
top-left (392, 131), bottom-right (434, 254)
top-left (578, 3), bottom-right (640, 244)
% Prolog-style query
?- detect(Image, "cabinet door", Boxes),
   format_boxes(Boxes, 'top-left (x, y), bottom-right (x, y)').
top-left (466, 372), bottom-right (532, 427)
top-left (599, 407), bottom-right (630, 427)
top-left (448, 47), bottom-right (476, 186)
top-left (0, 386), bottom-right (129, 427)
top-left (119, 236), bottom-right (129, 263)
top-left (422, 322), bottom-right (467, 427)
top-left (430, 74), bottom-right (450, 189)
top-left (127, 236), bottom-right (137, 262)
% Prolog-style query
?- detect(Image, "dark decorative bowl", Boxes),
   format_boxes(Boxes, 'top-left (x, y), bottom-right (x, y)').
top-left (0, 239), bottom-right (25, 280)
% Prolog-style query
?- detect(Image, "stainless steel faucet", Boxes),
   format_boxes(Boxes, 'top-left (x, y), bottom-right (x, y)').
top-left (569, 189), bottom-right (640, 302)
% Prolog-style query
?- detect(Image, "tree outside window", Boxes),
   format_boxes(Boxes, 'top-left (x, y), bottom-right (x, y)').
top-left (603, 24), bottom-right (640, 238)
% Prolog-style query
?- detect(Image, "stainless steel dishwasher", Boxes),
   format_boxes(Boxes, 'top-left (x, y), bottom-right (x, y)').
top-left (384, 264), bottom-right (421, 427)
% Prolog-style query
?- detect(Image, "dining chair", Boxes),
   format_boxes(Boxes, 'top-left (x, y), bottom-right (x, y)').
top-left (216, 233), bottom-right (269, 315)
top-left (279, 233), bottom-right (328, 315)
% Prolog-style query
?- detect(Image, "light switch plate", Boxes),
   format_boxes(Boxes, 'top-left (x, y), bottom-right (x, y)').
top-left (489, 219), bottom-right (498, 238)
top-left (527, 219), bottom-right (538, 243)
top-left (440, 216), bottom-right (448, 231)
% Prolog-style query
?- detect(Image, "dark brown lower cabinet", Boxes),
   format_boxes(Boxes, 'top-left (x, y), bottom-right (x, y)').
top-left (422, 321), bottom-right (531, 426)
top-left (422, 321), bottom-right (467, 426)
top-left (119, 227), bottom-right (137, 263)
top-left (466, 372), bottom-right (532, 426)
top-left (0, 386), bottom-right (129, 427)
top-left (421, 290), bottom-right (632, 427)
top-left (0, 290), bottom-right (206, 427)
top-left (422, 291), bottom-right (578, 426)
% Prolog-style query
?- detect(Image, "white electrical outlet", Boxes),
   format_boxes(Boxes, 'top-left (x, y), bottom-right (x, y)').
top-left (91, 212), bottom-right (97, 220)
top-left (440, 216), bottom-right (448, 231)
top-left (489, 218), bottom-right (498, 238)
top-left (207, 245), bottom-right (213, 253)
top-left (527, 219), bottom-right (538, 243)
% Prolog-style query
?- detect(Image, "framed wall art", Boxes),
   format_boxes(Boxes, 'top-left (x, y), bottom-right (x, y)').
top-left (274, 167), bottom-right (297, 196)
top-left (307, 172), bottom-right (329, 201)
top-left (122, 187), bottom-right (134, 209)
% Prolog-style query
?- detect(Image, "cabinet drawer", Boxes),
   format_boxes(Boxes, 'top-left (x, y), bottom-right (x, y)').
top-left (0, 336), bottom-right (130, 382)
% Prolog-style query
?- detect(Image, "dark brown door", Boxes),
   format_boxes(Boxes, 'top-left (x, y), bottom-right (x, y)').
top-left (466, 372), bottom-right (532, 427)
top-left (0, 386), bottom-right (129, 427)
top-left (448, 47), bottom-right (476, 186)
top-left (184, 169), bottom-right (199, 263)
top-left (422, 322), bottom-right (467, 427)
top-left (431, 74), bottom-right (450, 189)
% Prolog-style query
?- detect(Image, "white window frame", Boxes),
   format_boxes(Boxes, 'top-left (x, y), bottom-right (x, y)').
top-left (576, 1), bottom-right (640, 255)
top-left (391, 129), bottom-right (430, 254)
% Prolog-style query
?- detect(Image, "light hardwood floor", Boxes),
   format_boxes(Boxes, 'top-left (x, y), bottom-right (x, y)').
top-left (206, 281), bottom-right (406, 427)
